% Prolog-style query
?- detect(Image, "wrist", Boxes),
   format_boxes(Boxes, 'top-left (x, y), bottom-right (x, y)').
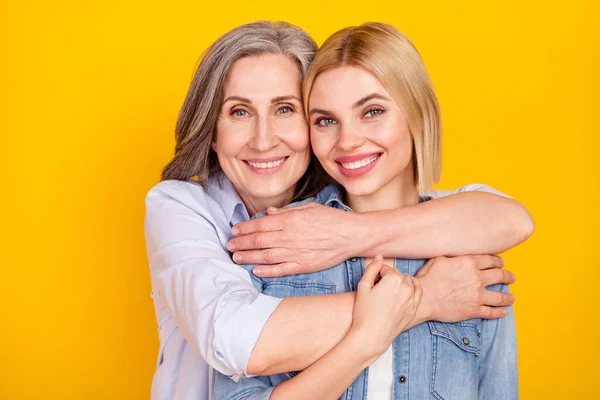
top-left (414, 278), bottom-right (434, 323)
top-left (344, 325), bottom-right (386, 366)
top-left (352, 212), bottom-right (375, 257)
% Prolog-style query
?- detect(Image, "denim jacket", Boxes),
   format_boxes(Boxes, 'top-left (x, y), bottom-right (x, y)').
top-left (213, 184), bottom-right (518, 400)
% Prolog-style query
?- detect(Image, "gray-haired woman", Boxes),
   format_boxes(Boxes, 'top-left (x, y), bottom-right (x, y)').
top-left (144, 21), bottom-right (532, 400)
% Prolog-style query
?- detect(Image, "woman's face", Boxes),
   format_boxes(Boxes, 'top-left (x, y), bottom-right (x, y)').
top-left (308, 65), bottom-right (414, 199)
top-left (213, 54), bottom-right (311, 213)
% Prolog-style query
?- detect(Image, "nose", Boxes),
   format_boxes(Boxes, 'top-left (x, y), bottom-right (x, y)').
top-left (337, 122), bottom-right (365, 152)
top-left (249, 116), bottom-right (280, 152)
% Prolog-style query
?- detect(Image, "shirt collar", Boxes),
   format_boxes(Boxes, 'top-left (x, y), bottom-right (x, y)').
top-left (316, 184), bottom-right (352, 211)
top-left (206, 173), bottom-right (249, 225)
top-left (316, 183), bottom-right (432, 210)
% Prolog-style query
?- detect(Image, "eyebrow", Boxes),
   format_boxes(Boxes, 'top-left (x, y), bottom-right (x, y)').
top-left (271, 95), bottom-right (302, 104)
top-left (353, 93), bottom-right (391, 108)
top-left (223, 96), bottom-right (252, 104)
top-left (222, 95), bottom-right (302, 105)
top-left (309, 93), bottom-right (391, 116)
top-left (309, 107), bottom-right (330, 116)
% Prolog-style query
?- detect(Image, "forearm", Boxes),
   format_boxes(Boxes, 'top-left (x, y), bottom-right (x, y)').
top-left (247, 292), bottom-right (355, 375)
top-left (270, 330), bottom-right (372, 400)
top-left (354, 192), bottom-right (534, 258)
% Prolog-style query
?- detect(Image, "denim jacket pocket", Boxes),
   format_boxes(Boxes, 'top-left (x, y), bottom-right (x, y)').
top-left (261, 279), bottom-right (337, 297)
top-left (428, 321), bottom-right (481, 400)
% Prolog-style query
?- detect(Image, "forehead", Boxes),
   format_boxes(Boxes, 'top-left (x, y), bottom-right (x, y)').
top-left (224, 54), bottom-right (302, 98)
top-left (309, 65), bottom-right (390, 108)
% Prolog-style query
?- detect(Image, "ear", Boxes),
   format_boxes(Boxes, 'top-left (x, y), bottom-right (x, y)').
top-left (211, 136), bottom-right (217, 152)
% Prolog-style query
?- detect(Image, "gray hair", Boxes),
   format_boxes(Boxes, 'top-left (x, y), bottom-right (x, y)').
top-left (161, 21), bottom-right (326, 199)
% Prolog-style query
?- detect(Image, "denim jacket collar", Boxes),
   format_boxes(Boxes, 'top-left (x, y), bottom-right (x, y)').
top-left (317, 183), bottom-right (433, 210)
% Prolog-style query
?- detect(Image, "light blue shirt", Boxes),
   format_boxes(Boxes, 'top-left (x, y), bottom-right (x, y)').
top-left (144, 173), bottom-right (508, 400)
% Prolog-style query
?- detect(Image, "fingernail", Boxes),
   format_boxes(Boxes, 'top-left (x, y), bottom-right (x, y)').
top-left (253, 267), bottom-right (264, 276)
top-left (231, 227), bottom-right (239, 236)
top-left (268, 206), bottom-right (278, 212)
top-left (227, 242), bottom-right (236, 251)
top-left (233, 253), bottom-right (242, 262)
top-left (375, 254), bottom-right (383, 261)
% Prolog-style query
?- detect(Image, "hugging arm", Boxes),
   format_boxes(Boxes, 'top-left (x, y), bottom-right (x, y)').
top-left (228, 184), bottom-right (534, 277)
top-left (145, 183), bottom-right (519, 380)
top-left (213, 330), bottom-right (372, 400)
top-left (145, 183), bottom-right (368, 379)
top-left (213, 258), bottom-right (420, 400)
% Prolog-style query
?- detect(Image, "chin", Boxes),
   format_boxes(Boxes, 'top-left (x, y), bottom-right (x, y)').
top-left (339, 179), bottom-right (381, 198)
top-left (249, 181), bottom-right (295, 200)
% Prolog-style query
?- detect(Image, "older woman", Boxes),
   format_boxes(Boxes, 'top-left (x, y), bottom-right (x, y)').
top-left (144, 21), bottom-right (532, 400)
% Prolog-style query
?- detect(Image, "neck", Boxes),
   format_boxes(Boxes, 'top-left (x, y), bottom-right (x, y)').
top-left (237, 187), bottom-right (295, 216)
top-left (346, 170), bottom-right (418, 213)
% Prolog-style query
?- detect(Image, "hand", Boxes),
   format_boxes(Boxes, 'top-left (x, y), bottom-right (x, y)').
top-left (227, 203), bottom-right (363, 277)
top-left (415, 255), bottom-right (516, 323)
top-left (350, 255), bottom-right (422, 363)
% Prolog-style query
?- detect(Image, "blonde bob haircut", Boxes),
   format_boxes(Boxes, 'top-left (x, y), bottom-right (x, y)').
top-left (303, 22), bottom-right (442, 195)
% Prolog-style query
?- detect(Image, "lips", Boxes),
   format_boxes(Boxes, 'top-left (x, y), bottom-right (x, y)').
top-left (335, 152), bottom-right (382, 178)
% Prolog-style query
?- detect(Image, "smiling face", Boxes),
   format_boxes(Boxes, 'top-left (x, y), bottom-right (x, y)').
top-left (212, 54), bottom-right (311, 215)
top-left (309, 65), bottom-right (417, 211)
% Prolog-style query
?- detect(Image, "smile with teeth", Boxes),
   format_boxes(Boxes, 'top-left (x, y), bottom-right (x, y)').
top-left (246, 157), bottom-right (287, 169)
top-left (340, 154), bottom-right (381, 170)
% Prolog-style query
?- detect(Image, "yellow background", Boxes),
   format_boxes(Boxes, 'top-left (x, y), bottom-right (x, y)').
top-left (1, 0), bottom-right (598, 398)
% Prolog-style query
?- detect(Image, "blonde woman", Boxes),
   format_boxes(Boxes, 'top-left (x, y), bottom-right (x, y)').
top-left (212, 23), bottom-right (520, 400)
top-left (145, 21), bottom-right (531, 400)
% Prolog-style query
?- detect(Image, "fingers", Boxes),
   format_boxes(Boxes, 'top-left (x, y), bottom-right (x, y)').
top-left (228, 231), bottom-right (282, 252)
top-left (232, 248), bottom-right (291, 266)
top-left (231, 215), bottom-right (284, 236)
top-left (415, 259), bottom-right (433, 277)
top-left (378, 263), bottom-right (400, 279)
top-left (475, 255), bottom-right (505, 270)
top-left (480, 290), bottom-right (516, 307)
top-left (480, 268), bottom-right (516, 286)
top-left (252, 262), bottom-right (302, 278)
top-left (358, 255), bottom-right (385, 290)
top-left (475, 305), bottom-right (509, 319)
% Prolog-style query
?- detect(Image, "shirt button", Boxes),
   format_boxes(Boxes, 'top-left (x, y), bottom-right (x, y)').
top-left (350, 257), bottom-right (358, 262)
top-left (463, 337), bottom-right (470, 345)
top-left (398, 375), bottom-right (407, 384)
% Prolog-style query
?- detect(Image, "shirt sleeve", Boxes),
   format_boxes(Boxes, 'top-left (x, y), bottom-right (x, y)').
top-left (478, 284), bottom-right (519, 399)
top-left (428, 183), bottom-right (512, 199)
top-left (144, 181), bottom-right (282, 380)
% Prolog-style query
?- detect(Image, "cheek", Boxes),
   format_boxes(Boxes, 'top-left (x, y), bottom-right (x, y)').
top-left (310, 131), bottom-right (330, 162)
top-left (378, 119), bottom-right (413, 156)
top-left (215, 125), bottom-right (247, 156)
top-left (280, 118), bottom-right (310, 152)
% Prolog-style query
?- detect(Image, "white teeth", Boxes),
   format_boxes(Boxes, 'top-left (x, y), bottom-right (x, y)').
top-left (341, 155), bottom-right (380, 170)
top-left (247, 157), bottom-right (286, 169)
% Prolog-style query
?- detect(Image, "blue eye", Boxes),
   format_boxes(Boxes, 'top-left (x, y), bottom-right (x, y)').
top-left (277, 106), bottom-right (293, 115)
top-left (232, 109), bottom-right (248, 117)
top-left (315, 117), bottom-right (336, 127)
top-left (365, 108), bottom-right (384, 118)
